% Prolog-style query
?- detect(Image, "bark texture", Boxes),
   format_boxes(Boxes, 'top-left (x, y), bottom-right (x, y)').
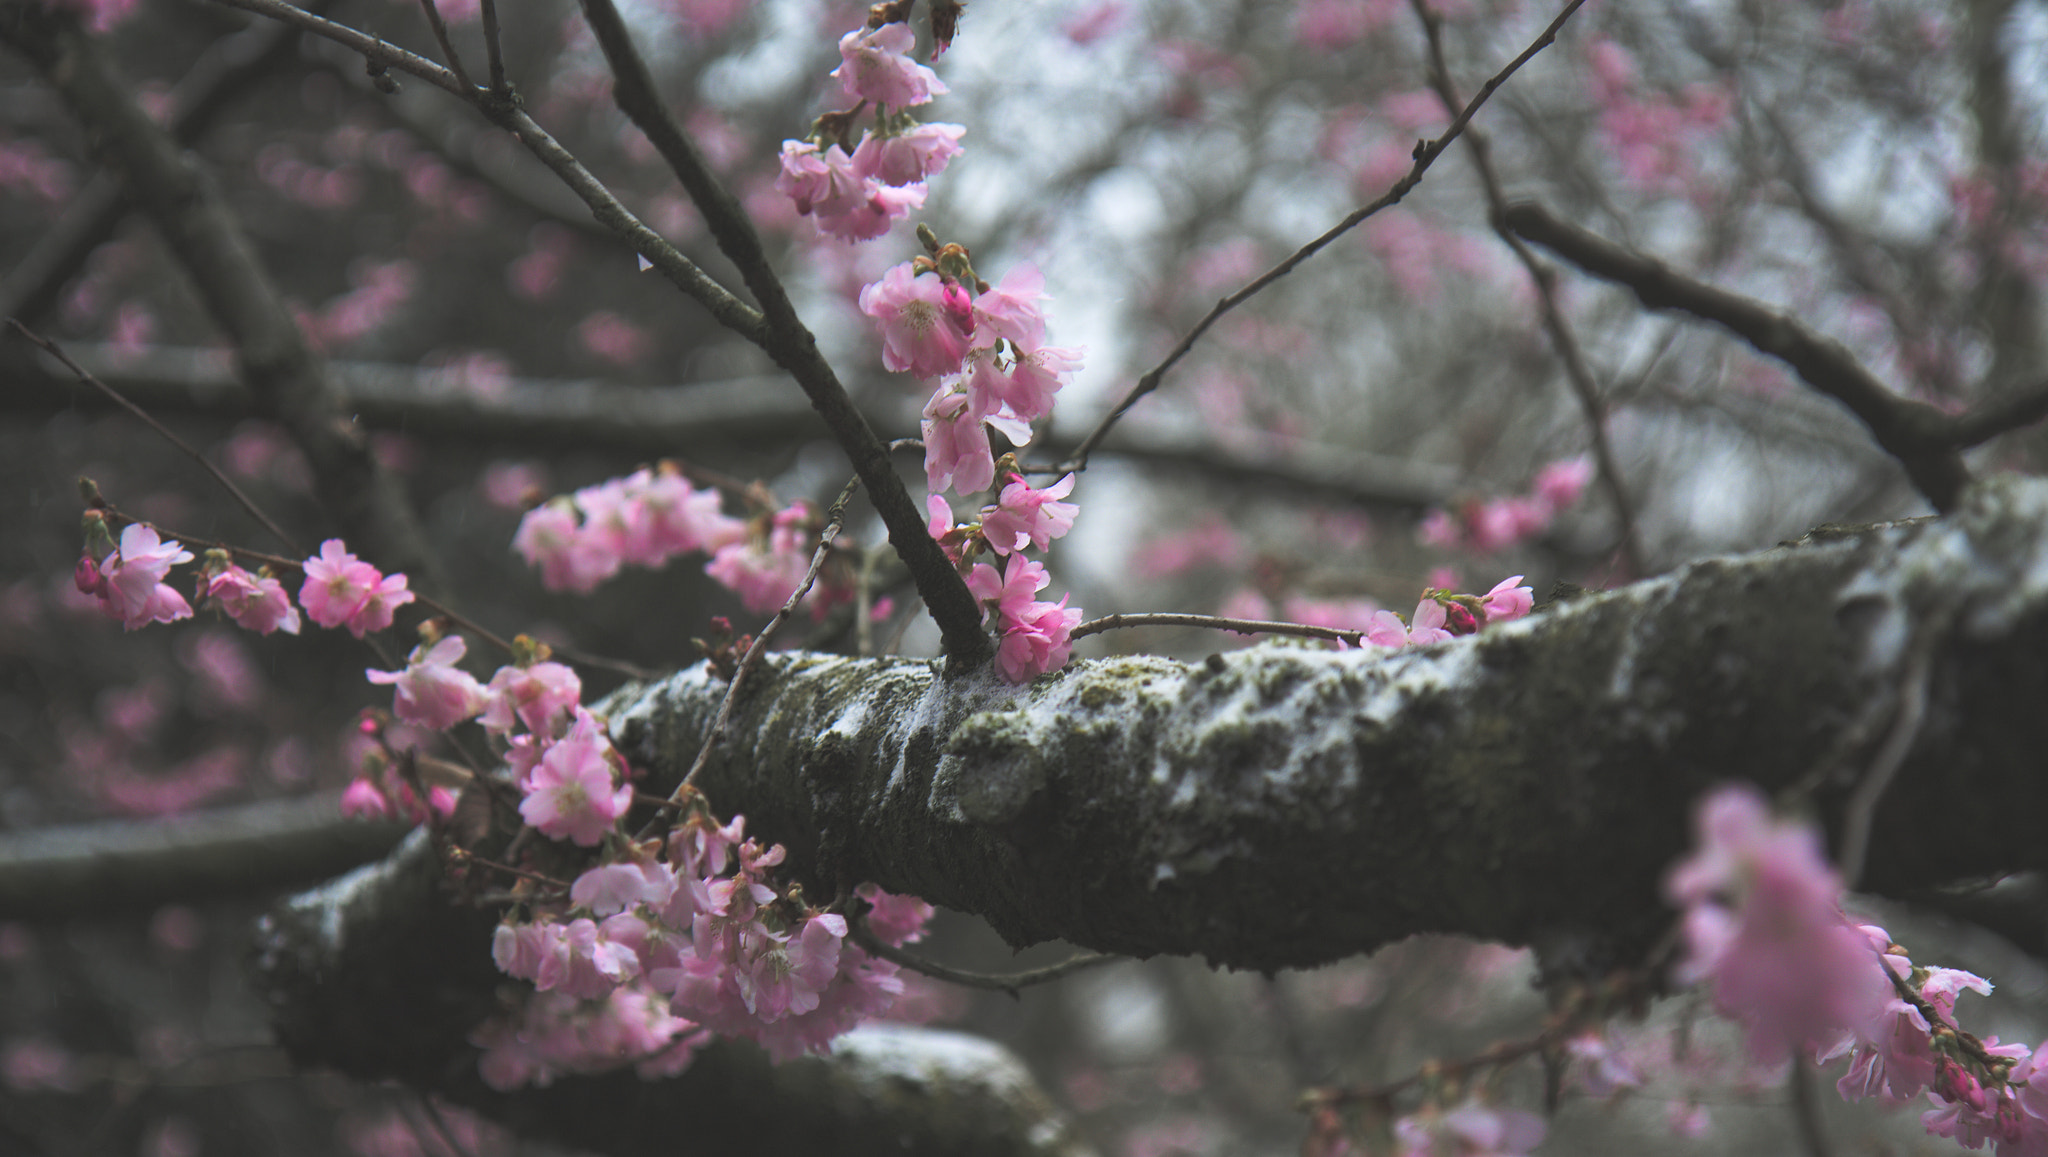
top-left (600, 473), bottom-right (2048, 970)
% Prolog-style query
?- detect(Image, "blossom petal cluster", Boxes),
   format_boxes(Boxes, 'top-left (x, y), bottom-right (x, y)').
top-left (776, 18), bottom-right (963, 241)
top-left (513, 464), bottom-right (745, 594)
top-left (1419, 455), bottom-right (1595, 555)
top-left (300, 539), bottom-right (414, 637)
top-left (966, 555), bottom-right (1082, 683)
top-left (366, 635), bottom-right (489, 730)
top-left (80, 523), bottom-right (195, 630)
top-left (485, 812), bottom-right (933, 1081)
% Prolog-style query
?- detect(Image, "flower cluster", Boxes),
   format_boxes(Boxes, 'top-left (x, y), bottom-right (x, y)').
top-left (1669, 784), bottom-right (2048, 1154)
top-left (76, 520), bottom-right (194, 631)
top-left (484, 805), bottom-right (932, 1082)
top-left (775, 18), bottom-right (964, 242)
top-left (513, 463), bottom-right (745, 595)
top-left (1419, 456), bottom-right (1594, 555)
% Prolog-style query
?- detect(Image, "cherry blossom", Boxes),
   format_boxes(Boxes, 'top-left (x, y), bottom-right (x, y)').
top-left (201, 564), bottom-right (301, 635)
top-left (1480, 576), bottom-right (1534, 623)
top-left (921, 388), bottom-right (997, 496)
top-left (86, 524), bottom-right (194, 630)
top-left (518, 710), bottom-right (633, 846)
top-left (831, 23), bottom-right (947, 110)
top-left (365, 635), bottom-right (488, 730)
top-left (860, 264), bottom-right (975, 378)
top-left (481, 660), bottom-right (582, 738)
top-left (852, 122), bottom-right (965, 186)
top-left (978, 473), bottom-right (1078, 555)
top-left (299, 540), bottom-right (413, 637)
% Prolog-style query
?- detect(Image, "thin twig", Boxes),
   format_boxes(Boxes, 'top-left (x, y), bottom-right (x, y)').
top-left (1838, 642), bottom-right (1933, 890)
top-left (1503, 200), bottom-right (1974, 512)
top-left (12, 320), bottom-right (305, 557)
top-left (1072, 611), bottom-right (1367, 648)
top-left (414, 0), bottom-right (475, 93)
top-left (848, 919), bottom-right (1118, 999)
top-left (445, 847), bottom-right (569, 892)
top-left (643, 477), bottom-right (865, 832)
top-left (1409, 1), bottom-right (1644, 577)
top-left (478, 0), bottom-right (507, 97)
top-left (1061, 0), bottom-right (1588, 472)
top-left (211, 0), bottom-right (467, 95)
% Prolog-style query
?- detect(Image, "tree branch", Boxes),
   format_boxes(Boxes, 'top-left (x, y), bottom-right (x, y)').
top-left (0, 792), bottom-right (409, 920)
top-left (0, 3), bottom-right (445, 589)
top-left (1502, 200), bottom-right (1975, 513)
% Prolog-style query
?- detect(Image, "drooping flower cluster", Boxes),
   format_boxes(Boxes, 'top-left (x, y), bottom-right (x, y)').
top-left (856, 233), bottom-right (1089, 682)
top-left (1419, 456), bottom-right (1594, 555)
top-left (1668, 784), bottom-right (2048, 1155)
top-left (76, 520), bottom-right (195, 631)
top-left (483, 804), bottom-right (931, 1083)
top-left (775, 16), bottom-right (964, 242)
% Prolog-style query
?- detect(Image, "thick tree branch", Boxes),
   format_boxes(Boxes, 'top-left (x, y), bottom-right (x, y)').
top-left (0, 792), bottom-right (408, 920)
top-left (0, 3), bottom-right (445, 589)
top-left (581, 473), bottom-right (2048, 970)
top-left (1503, 200), bottom-right (1975, 513)
top-left (252, 833), bottom-right (1091, 1157)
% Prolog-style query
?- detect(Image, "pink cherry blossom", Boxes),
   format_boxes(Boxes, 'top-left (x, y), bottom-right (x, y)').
top-left (518, 710), bottom-right (634, 846)
top-left (1533, 455), bottom-right (1594, 512)
top-left (967, 553), bottom-right (1050, 620)
top-left (971, 263), bottom-right (1048, 349)
top-left (1407, 598), bottom-right (1454, 646)
top-left (572, 862), bottom-right (677, 917)
top-left (856, 883), bottom-right (933, 947)
top-left (90, 524), bottom-right (195, 630)
top-left (365, 635), bottom-right (489, 730)
top-left (1665, 784), bottom-right (1891, 1063)
top-left (831, 23), bottom-right (948, 109)
top-left (202, 565), bottom-right (301, 635)
top-left (775, 140), bottom-right (925, 242)
top-left (481, 660), bottom-right (582, 738)
top-left (993, 595), bottom-right (1082, 683)
top-left (861, 264), bottom-right (975, 378)
top-left (852, 123), bottom-right (966, 186)
top-left (1365, 609), bottom-right (1410, 649)
top-left (705, 504), bottom-right (815, 614)
top-left (299, 540), bottom-right (412, 637)
top-left (515, 500), bottom-right (613, 593)
top-left (1481, 576), bottom-right (1534, 623)
top-left (979, 473), bottom-right (1078, 555)
top-left (963, 344), bottom-right (1075, 424)
top-left (921, 388), bottom-right (996, 496)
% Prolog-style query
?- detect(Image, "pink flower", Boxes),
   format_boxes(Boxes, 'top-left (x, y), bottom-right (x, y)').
top-left (1392, 1099), bottom-right (1545, 1157)
top-left (340, 776), bottom-right (394, 820)
top-left (705, 504), bottom-right (815, 614)
top-left (831, 22), bottom-right (948, 109)
top-left (993, 596), bottom-right (1081, 682)
top-left (1665, 784), bottom-right (1891, 1063)
top-left (1365, 609), bottom-right (1410, 649)
top-left (860, 264), bottom-right (975, 378)
top-left (852, 123), bottom-right (966, 186)
top-left (572, 863), bottom-right (677, 917)
top-left (299, 540), bottom-right (412, 637)
top-left (963, 344), bottom-right (1076, 424)
top-left (775, 140), bottom-right (926, 242)
top-left (365, 635), bottom-right (489, 730)
top-left (921, 388), bottom-right (996, 496)
top-left (91, 524), bottom-right (195, 630)
top-left (202, 565), bottom-right (301, 635)
top-left (481, 661), bottom-right (582, 737)
top-left (979, 473), bottom-right (1078, 554)
top-left (855, 883), bottom-right (933, 946)
top-left (967, 553), bottom-right (1050, 620)
top-left (971, 263), bottom-right (1048, 349)
top-left (515, 500), bottom-right (611, 593)
top-left (1406, 598), bottom-right (1454, 646)
top-left (1481, 576), bottom-right (1534, 623)
top-left (518, 710), bottom-right (634, 846)
top-left (1533, 455), bottom-right (1594, 512)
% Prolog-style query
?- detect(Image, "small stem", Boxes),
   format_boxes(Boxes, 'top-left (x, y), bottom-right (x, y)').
top-left (1071, 611), bottom-right (1367, 648)
top-left (414, 0), bottom-right (475, 92)
top-left (848, 919), bottom-right (1118, 998)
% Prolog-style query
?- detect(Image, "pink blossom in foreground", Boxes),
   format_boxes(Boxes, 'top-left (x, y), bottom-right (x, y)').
top-left (964, 343), bottom-right (1077, 423)
top-left (89, 524), bottom-right (194, 630)
top-left (299, 540), bottom-right (412, 637)
top-left (1665, 784), bottom-right (1890, 1063)
top-left (993, 595), bottom-right (1082, 683)
top-left (861, 264), bottom-right (975, 378)
top-left (1481, 576), bottom-right (1534, 623)
top-left (365, 635), bottom-right (488, 730)
top-left (774, 139), bottom-right (925, 242)
top-left (921, 388), bottom-right (996, 496)
top-left (202, 565), bottom-right (301, 635)
top-left (971, 263), bottom-right (1048, 349)
top-left (481, 661), bottom-right (582, 738)
top-left (979, 473), bottom-right (1078, 555)
top-left (1406, 598), bottom-right (1454, 646)
top-left (831, 22), bottom-right (948, 109)
top-left (967, 553), bottom-right (1050, 621)
top-left (518, 710), bottom-right (634, 846)
top-left (852, 122), bottom-right (966, 186)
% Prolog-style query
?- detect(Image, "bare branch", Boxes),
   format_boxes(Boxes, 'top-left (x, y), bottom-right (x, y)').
top-left (1503, 200), bottom-right (1973, 512)
top-left (1063, 0), bottom-right (1588, 472)
top-left (849, 920), bottom-right (1119, 999)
